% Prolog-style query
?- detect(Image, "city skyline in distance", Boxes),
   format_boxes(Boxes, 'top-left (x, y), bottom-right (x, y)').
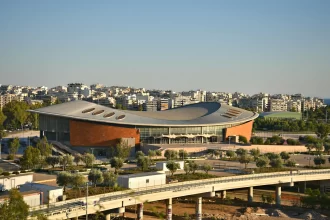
top-left (0, 1), bottom-right (329, 98)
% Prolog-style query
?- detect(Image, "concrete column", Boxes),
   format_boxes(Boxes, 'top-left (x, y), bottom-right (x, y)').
top-left (248, 187), bottom-right (253, 203)
top-left (137, 203), bottom-right (143, 220)
top-left (166, 198), bottom-right (172, 220)
top-left (276, 185), bottom-right (281, 207)
top-left (195, 197), bottom-right (202, 220)
top-left (221, 190), bottom-right (226, 199)
top-left (105, 214), bottom-right (111, 220)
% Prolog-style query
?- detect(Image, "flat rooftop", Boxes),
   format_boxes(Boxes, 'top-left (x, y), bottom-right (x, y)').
top-left (118, 172), bottom-right (165, 178)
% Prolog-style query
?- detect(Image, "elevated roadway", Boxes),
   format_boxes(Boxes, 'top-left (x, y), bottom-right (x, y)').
top-left (30, 169), bottom-right (330, 220)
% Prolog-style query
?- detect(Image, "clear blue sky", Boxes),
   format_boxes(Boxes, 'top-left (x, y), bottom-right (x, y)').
top-left (0, 0), bottom-right (329, 97)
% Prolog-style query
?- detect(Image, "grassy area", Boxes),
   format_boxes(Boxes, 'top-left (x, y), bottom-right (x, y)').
top-left (170, 173), bottom-right (217, 182)
top-left (65, 186), bottom-right (125, 200)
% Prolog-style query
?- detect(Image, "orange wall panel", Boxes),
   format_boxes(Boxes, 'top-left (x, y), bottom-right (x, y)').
top-left (70, 120), bottom-right (140, 147)
top-left (225, 120), bottom-right (253, 141)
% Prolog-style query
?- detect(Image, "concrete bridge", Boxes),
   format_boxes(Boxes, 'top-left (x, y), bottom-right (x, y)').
top-left (29, 169), bottom-right (330, 220)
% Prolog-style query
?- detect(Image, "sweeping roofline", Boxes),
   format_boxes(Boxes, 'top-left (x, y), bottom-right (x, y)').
top-left (28, 110), bottom-right (259, 127)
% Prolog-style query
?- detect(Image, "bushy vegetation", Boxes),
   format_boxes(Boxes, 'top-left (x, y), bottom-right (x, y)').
top-left (171, 173), bottom-right (217, 182)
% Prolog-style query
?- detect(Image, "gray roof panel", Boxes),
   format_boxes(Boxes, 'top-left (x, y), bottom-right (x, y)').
top-left (28, 100), bottom-right (258, 127)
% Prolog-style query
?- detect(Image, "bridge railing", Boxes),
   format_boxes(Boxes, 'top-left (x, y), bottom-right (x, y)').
top-left (29, 169), bottom-right (330, 213)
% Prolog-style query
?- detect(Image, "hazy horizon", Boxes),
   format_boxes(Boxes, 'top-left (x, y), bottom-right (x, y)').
top-left (1, 1), bottom-right (329, 97)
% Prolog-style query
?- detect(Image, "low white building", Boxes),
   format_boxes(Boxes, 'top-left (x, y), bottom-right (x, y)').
top-left (156, 161), bottom-right (184, 171)
top-left (117, 172), bottom-right (166, 189)
top-left (20, 183), bottom-right (63, 204)
top-left (0, 173), bottom-right (33, 191)
top-left (0, 190), bottom-right (42, 207)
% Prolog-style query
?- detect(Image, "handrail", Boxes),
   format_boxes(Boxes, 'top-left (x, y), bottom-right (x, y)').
top-left (29, 169), bottom-right (330, 214)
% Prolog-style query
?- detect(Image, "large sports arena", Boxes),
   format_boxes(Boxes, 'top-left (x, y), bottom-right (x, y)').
top-left (30, 101), bottom-right (258, 152)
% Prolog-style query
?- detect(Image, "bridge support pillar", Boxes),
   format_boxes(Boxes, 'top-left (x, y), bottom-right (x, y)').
top-left (137, 203), bottom-right (143, 220)
top-left (195, 197), bottom-right (202, 220)
top-left (221, 190), bottom-right (226, 199)
top-left (248, 186), bottom-right (253, 203)
top-left (166, 198), bottom-right (172, 220)
top-left (276, 185), bottom-right (281, 207)
top-left (105, 214), bottom-right (111, 220)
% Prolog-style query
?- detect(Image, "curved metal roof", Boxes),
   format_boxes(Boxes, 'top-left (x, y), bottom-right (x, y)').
top-left (28, 100), bottom-right (258, 127)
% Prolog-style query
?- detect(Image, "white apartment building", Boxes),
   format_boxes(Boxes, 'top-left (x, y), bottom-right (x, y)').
top-left (269, 99), bottom-right (287, 112)
top-left (287, 100), bottom-right (302, 112)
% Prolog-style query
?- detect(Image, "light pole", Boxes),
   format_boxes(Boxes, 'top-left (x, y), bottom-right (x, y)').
top-left (86, 182), bottom-right (89, 220)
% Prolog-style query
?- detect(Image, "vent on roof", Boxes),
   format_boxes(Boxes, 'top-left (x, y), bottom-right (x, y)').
top-left (222, 114), bottom-right (232, 119)
top-left (103, 112), bottom-right (115, 118)
top-left (92, 110), bottom-right (105, 115)
top-left (116, 115), bottom-right (126, 120)
top-left (82, 108), bottom-right (95, 113)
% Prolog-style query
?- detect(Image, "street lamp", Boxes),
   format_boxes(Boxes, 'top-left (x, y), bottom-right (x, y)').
top-left (85, 182), bottom-right (90, 220)
top-left (304, 156), bottom-right (312, 166)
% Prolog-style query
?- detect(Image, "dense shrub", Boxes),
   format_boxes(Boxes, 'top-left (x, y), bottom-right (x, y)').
top-left (2, 172), bottom-right (10, 176)
top-left (287, 139), bottom-right (301, 145)
top-left (250, 136), bottom-right (264, 145)
top-left (12, 171), bottom-right (20, 175)
top-left (7, 154), bottom-right (14, 160)
top-left (239, 135), bottom-right (248, 144)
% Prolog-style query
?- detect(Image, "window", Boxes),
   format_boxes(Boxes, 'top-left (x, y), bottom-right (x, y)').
top-left (92, 110), bottom-right (105, 115)
top-left (103, 112), bottom-right (115, 118)
top-left (116, 115), bottom-right (126, 120)
top-left (82, 108), bottom-right (95, 113)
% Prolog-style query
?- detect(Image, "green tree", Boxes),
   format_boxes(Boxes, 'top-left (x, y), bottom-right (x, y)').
top-left (323, 142), bottom-right (330, 154)
top-left (46, 156), bottom-right (59, 168)
top-left (236, 148), bottom-right (247, 156)
top-left (137, 156), bottom-right (151, 171)
top-left (256, 156), bottom-right (269, 168)
top-left (315, 123), bottom-right (330, 140)
top-left (238, 154), bottom-right (252, 169)
top-left (9, 137), bottom-right (20, 158)
top-left (110, 157), bottom-right (123, 174)
top-left (103, 171), bottom-right (118, 189)
top-left (305, 143), bottom-right (314, 153)
top-left (0, 189), bottom-right (29, 220)
top-left (115, 104), bottom-right (123, 109)
top-left (314, 142), bottom-right (323, 154)
top-left (280, 151), bottom-right (290, 162)
top-left (286, 159), bottom-right (296, 167)
top-left (314, 157), bottom-right (326, 167)
top-left (59, 154), bottom-right (73, 171)
top-left (88, 169), bottom-right (104, 187)
top-left (82, 153), bottom-right (95, 168)
top-left (264, 152), bottom-right (280, 160)
top-left (188, 161), bottom-right (199, 174)
top-left (201, 163), bottom-right (212, 174)
top-left (20, 146), bottom-right (41, 170)
top-left (109, 138), bottom-right (131, 160)
top-left (13, 102), bottom-right (29, 132)
top-left (74, 154), bottom-right (82, 166)
top-left (239, 135), bottom-right (248, 144)
top-left (184, 163), bottom-right (190, 175)
top-left (148, 150), bottom-right (156, 160)
top-left (70, 173), bottom-right (85, 194)
top-left (36, 136), bottom-right (52, 157)
top-left (135, 151), bottom-right (145, 159)
top-left (269, 158), bottom-right (283, 168)
top-left (56, 171), bottom-right (72, 191)
top-left (250, 136), bottom-right (264, 145)
top-left (164, 150), bottom-right (178, 160)
top-left (0, 110), bottom-right (7, 128)
top-left (166, 161), bottom-right (180, 176)
top-left (178, 149), bottom-right (188, 160)
top-left (155, 149), bottom-right (162, 156)
top-left (226, 150), bottom-right (235, 159)
top-left (249, 148), bottom-right (260, 161)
